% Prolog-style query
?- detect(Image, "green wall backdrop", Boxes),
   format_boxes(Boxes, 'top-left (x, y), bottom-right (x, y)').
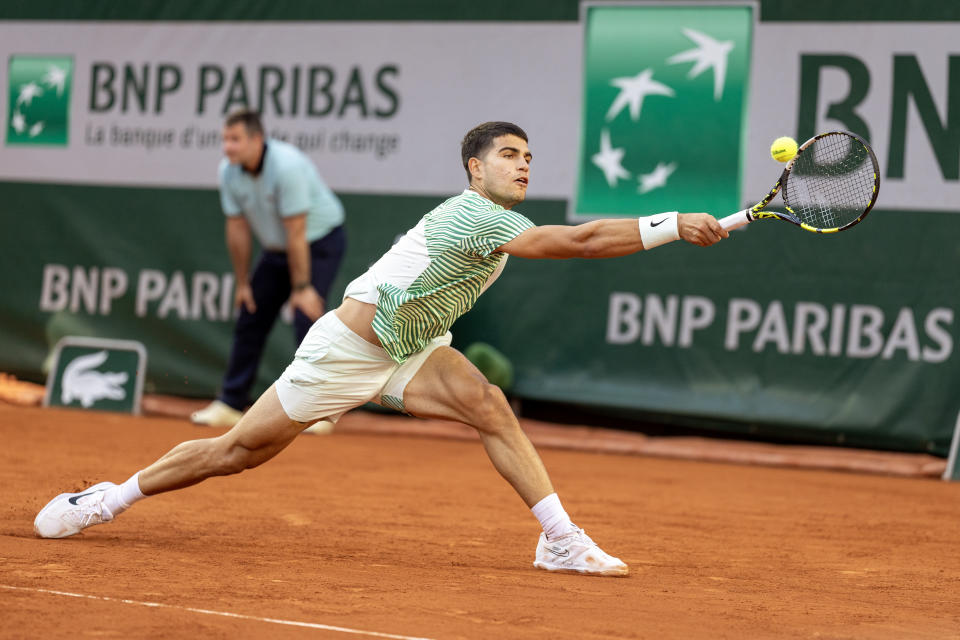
top-left (1, 0), bottom-right (957, 455)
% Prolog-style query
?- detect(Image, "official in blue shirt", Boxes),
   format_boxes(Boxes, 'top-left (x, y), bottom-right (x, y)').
top-left (192, 110), bottom-right (346, 427)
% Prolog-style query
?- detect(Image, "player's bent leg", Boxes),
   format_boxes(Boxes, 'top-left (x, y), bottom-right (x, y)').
top-left (401, 346), bottom-right (628, 577)
top-left (402, 346), bottom-right (553, 507)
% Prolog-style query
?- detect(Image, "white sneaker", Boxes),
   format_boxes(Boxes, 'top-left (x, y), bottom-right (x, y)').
top-left (533, 527), bottom-right (629, 577)
top-left (190, 400), bottom-right (243, 427)
top-left (34, 482), bottom-right (117, 539)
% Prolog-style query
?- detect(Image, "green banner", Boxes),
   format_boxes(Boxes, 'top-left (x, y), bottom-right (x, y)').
top-left (574, 4), bottom-right (752, 218)
top-left (1, 183), bottom-right (956, 454)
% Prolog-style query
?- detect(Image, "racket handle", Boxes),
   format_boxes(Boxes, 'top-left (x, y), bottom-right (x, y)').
top-left (718, 209), bottom-right (753, 231)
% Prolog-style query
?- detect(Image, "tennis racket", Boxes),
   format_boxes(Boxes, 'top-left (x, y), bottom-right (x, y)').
top-left (718, 131), bottom-right (880, 234)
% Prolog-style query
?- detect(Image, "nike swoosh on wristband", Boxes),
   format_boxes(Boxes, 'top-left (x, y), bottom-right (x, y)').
top-left (650, 218), bottom-right (668, 227)
top-left (67, 490), bottom-right (102, 505)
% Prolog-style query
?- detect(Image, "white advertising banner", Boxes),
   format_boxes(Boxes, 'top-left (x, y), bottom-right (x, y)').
top-left (2, 21), bottom-right (957, 211)
top-left (0, 22), bottom-right (581, 197)
top-left (745, 23), bottom-right (960, 212)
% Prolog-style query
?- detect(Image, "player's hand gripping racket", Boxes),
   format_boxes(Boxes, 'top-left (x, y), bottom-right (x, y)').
top-left (718, 131), bottom-right (880, 234)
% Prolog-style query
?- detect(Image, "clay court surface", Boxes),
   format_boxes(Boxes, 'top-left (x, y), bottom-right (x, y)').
top-left (2, 403), bottom-right (959, 639)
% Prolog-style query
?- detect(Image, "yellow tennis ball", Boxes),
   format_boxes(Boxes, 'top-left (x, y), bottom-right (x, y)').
top-left (770, 136), bottom-right (798, 162)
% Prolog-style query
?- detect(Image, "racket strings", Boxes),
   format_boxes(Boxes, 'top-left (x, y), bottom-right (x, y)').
top-left (783, 134), bottom-right (876, 230)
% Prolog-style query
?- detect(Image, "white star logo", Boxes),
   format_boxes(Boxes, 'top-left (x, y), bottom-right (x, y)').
top-left (667, 28), bottom-right (734, 101)
top-left (637, 162), bottom-right (678, 194)
top-left (16, 82), bottom-right (44, 108)
top-left (605, 69), bottom-right (674, 122)
top-left (11, 110), bottom-right (26, 134)
top-left (42, 65), bottom-right (67, 96)
top-left (591, 129), bottom-right (631, 188)
top-left (29, 121), bottom-right (45, 137)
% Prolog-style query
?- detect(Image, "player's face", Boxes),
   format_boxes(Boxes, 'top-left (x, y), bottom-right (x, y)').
top-left (470, 134), bottom-right (532, 209)
top-left (221, 124), bottom-right (262, 167)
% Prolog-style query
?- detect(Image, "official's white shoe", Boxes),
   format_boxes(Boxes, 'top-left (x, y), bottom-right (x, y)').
top-left (533, 527), bottom-right (629, 576)
top-left (34, 482), bottom-right (117, 539)
top-left (190, 400), bottom-right (243, 428)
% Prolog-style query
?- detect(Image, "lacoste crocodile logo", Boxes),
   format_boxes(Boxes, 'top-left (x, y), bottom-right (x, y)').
top-left (61, 351), bottom-right (128, 408)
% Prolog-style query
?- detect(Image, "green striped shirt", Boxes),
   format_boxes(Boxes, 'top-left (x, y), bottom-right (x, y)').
top-left (364, 190), bottom-right (534, 363)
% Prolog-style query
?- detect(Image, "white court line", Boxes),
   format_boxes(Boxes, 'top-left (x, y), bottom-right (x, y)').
top-left (1, 584), bottom-right (438, 640)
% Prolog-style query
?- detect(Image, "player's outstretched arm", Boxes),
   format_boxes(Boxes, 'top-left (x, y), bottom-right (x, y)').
top-left (499, 213), bottom-right (727, 259)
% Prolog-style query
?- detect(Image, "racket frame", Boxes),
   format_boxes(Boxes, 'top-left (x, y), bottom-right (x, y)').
top-left (719, 131), bottom-right (880, 234)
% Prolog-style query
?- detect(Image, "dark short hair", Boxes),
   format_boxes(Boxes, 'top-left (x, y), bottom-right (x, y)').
top-left (461, 121), bottom-right (528, 182)
top-left (224, 109), bottom-right (264, 137)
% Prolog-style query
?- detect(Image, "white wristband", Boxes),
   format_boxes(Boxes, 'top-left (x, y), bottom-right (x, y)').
top-left (638, 211), bottom-right (680, 250)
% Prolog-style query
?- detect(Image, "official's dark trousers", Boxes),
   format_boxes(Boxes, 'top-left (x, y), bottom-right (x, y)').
top-left (219, 225), bottom-right (345, 411)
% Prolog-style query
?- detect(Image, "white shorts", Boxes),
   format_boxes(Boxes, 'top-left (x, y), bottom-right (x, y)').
top-left (275, 311), bottom-right (452, 424)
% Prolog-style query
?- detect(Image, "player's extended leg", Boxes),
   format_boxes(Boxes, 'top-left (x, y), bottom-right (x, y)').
top-left (140, 385), bottom-right (305, 494)
top-left (34, 385), bottom-right (306, 538)
top-left (401, 346), bottom-right (628, 576)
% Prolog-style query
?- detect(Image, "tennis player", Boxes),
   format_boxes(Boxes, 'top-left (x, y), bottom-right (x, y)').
top-left (34, 122), bottom-right (727, 576)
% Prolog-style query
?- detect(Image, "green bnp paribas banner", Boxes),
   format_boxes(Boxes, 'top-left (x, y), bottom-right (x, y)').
top-left (574, 3), bottom-right (752, 219)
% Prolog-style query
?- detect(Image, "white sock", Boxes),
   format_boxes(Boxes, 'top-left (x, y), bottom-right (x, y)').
top-left (103, 471), bottom-right (146, 515)
top-left (531, 493), bottom-right (577, 540)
